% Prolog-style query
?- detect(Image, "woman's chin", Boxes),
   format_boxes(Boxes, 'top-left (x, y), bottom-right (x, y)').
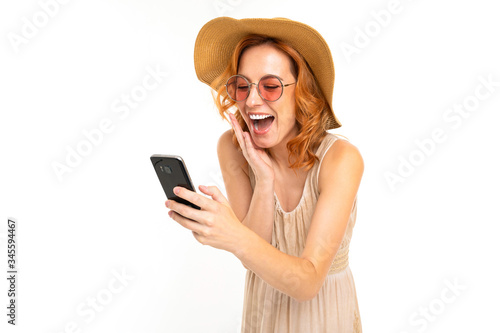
top-left (250, 132), bottom-right (276, 149)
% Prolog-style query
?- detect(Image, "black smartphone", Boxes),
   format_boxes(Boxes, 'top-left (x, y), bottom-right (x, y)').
top-left (150, 154), bottom-right (201, 210)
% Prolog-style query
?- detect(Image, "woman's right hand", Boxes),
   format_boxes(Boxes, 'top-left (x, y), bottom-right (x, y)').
top-left (229, 112), bottom-right (275, 184)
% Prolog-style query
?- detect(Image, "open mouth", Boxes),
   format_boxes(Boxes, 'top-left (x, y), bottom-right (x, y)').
top-left (249, 113), bottom-right (275, 135)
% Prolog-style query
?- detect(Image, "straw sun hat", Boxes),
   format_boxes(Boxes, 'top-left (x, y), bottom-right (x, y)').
top-left (193, 17), bottom-right (341, 129)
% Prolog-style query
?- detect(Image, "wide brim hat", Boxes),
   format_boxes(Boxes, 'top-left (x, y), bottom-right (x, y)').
top-left (194, 17), bottom-right (341, 129)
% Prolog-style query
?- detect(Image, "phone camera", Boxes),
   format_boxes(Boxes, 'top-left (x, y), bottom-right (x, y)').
top-left (160, 165), bottom-right (172, 174)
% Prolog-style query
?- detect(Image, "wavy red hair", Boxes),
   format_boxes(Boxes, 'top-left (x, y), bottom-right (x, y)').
top-left (212, 34), bottom-right (333, 171)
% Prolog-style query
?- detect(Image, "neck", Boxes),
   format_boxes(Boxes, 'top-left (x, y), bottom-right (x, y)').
top-left (267, 125), bottom-right (300, 171)
top-left (268, 143), bottom-right (290, 170)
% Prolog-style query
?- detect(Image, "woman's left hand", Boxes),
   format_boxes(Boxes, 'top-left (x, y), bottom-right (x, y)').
top-left (165, 185), bottom-right (247, 254)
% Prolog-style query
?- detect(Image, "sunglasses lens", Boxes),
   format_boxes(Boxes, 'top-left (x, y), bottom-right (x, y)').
top-left (226, 76), bottom-right (249, 101)
top-left (259, 76), bottom-right (283, 101)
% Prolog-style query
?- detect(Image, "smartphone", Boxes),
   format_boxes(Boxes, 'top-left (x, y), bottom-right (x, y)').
top-left (150, 154), bottom-right (201, 210)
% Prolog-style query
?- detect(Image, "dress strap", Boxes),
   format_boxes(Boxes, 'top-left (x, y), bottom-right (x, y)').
top-left (312, 133), bottom-right (344, 191)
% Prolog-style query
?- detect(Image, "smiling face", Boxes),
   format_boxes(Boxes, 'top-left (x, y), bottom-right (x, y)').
top-left (236, 44), bottom-right (298, 149)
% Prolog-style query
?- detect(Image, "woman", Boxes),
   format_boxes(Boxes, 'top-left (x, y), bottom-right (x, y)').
top-left (166, 17), bottom-right (364, 332)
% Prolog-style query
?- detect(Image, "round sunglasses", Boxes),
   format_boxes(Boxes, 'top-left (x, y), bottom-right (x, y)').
top-left (225, 74), bottom-right (296, 102)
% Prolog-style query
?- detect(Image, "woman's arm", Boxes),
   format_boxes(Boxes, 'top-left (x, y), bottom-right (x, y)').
top-left (233, 139), bottom-right (364, 301)
top-left (166, 138), bottom-right (363, 302)
top-left (217, 112), bottom-right (277, 270)
top-left (217, 129), bottom-right (275, 244)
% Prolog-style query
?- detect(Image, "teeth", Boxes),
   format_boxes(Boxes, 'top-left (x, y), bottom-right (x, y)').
top-left (249, 114), bottom-right (273, 120)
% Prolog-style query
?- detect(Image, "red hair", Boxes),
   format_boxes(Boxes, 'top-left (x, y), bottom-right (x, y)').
top-left (212, 34), bottom-right (332, 171)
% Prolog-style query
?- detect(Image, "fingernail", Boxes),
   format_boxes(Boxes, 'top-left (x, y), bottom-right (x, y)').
top-left (166, 201), bottom-right (170, 208)
top-left (173, 187), bottom-right (179, 194)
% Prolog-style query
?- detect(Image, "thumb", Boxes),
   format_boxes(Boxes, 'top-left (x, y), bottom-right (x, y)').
top-left (199, 185), bottom-right (229, 205)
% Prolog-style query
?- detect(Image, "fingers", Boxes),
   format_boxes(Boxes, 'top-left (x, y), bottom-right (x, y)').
top-left (166, 198), bottom-right (204, 222)
top-left (228, 113), bottom-right (273, 179)
top-left (166, 187), bottom-right (211, 221)
top-left (229, 113), bottom-right (255, 153)
top-left (172, 186), bottom-right (213, 210)
top-left (229, 113), bottom-right (257, 161)
top-left (199, 185), bottom-right (229, 205)
top-left (229, 113), bottom-right (247, 152)
top-left (166, 186), bottom-right (220, 227)
top-left (168, 209), bottom-right (204, 235)
top-left (242, 132), bottom-right (257, 158)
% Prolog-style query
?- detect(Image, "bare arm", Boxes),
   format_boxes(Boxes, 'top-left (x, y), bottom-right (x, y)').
top-left (169, 106), bottom-right (364, 303)
top-left (217, 130), bottom-right (274, 244)
top-left (234, 139), bottom-right (364, 301)
top-left (166, 138), bottom-right (363, 301)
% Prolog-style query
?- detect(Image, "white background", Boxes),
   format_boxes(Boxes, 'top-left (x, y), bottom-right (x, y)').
top-left (1, 0), bottom-right (499, 332)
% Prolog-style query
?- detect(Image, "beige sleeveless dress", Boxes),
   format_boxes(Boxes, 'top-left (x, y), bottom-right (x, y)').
top-left (241, 133), bottom-right (362, 333)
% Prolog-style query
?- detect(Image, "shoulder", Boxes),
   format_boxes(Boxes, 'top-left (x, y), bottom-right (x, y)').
top-left (217, 129), bottom-right (239, 157)
top-left (217, 129), bottom-right (234, 152)
top-left (217, 129), bottom-right (248, 176)
top-left (317, 135), bottom-right (364, 194)
top-left (318, 134), bottom-right (363, 166)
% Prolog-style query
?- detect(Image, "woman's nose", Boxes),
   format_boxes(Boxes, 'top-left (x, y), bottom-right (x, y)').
top-left (245, 83), bottom-right (264, 107)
